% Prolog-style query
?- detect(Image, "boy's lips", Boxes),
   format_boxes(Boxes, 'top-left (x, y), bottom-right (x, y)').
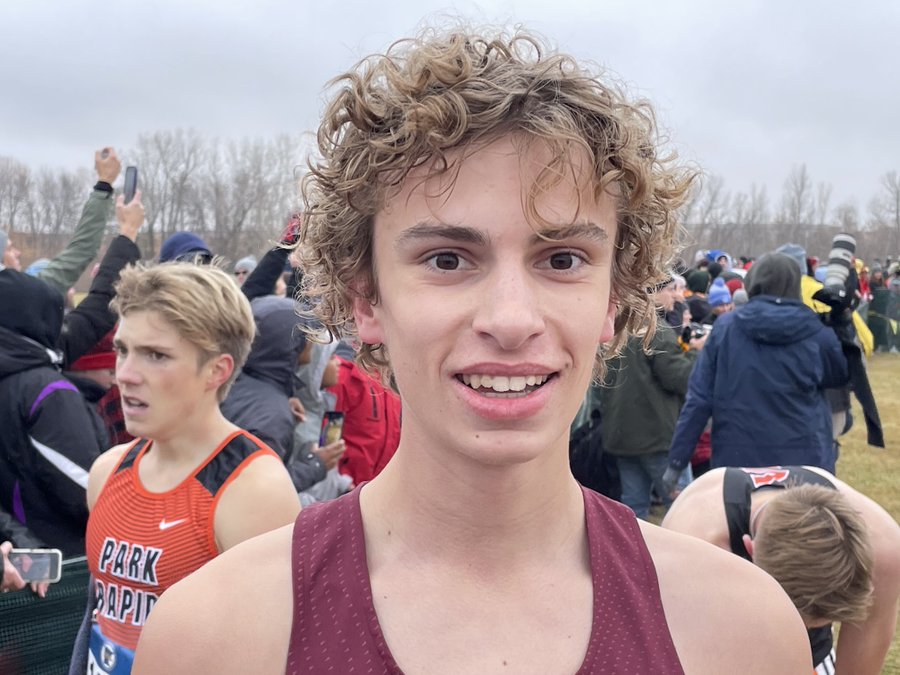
top-left (121, 394), bottom-right (149, 416)
top-left (452, 371), bottom-right (558, 421)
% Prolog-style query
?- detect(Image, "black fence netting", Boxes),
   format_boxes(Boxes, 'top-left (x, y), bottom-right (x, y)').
top-left (0, 557), bottom-right (89, 675)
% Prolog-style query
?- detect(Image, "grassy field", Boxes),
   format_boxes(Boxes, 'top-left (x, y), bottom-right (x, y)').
top-left (649, 352), bottom-right (900, 671)
top-left (836, 352), bottom-right (900, 673)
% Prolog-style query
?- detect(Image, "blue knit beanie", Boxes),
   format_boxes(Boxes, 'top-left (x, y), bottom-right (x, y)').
top-left (159, 232), bottom-right (212, 263)
top-left (775, 243), bottom-right (807, 276)
top-left (708, 278), bottom-right (732, 307)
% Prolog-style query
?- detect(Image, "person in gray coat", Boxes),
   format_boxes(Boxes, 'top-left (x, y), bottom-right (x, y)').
top-left (220, 296), bottom-right (331, 492)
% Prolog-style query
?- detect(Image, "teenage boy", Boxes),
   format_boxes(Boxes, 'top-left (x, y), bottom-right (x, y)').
top-left (78, 263), bottom-right (301, 672)
top-left (135, 26), bottom-right (809, 674)
top-left (663, 466), bottom-right (900, 675)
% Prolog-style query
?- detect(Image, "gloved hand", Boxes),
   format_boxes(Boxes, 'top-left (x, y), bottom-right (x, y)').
top-left (660, 466), bottom-right (682, 499)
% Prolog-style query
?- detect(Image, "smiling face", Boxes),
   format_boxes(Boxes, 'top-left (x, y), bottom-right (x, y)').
top-left (353, 136), bottom-right (617, 467)
top-left (114, 309), bottom-right (233, 442)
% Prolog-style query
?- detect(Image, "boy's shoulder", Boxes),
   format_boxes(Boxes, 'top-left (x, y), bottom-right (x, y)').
top-left (640, 522), bottom-right (811, 674)
top-left (133, 523), bottom-right (295, 675)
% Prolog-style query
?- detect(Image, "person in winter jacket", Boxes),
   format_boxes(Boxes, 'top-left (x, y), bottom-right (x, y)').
top-left (0, 270), bottom-right (109, 557)
top-left (665, 253), bottom-right (849, 482)
top-left (327, 355), bottom-right (401, 485)
top-left (599, 282), bottom-right (705, 519)
top-left (220, 296), bottom-right (336, 492)
top-left (0, 195), bottom-right (144, 556)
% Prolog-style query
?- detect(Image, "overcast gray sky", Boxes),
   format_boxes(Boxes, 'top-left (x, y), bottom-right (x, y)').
top-left (1, 0), bottom-right (897, 213)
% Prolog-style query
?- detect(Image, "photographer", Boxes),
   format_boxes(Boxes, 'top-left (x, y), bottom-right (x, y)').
top-left (778, 241), bottom-right (883, 449)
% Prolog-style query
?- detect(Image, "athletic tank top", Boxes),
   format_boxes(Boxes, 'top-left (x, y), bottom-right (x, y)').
top-left (722, 466), bottom-right (836, 666)
top-left (286, 486), bottom-right (683, 674)
top-left (85, 430), bottom-right (277, 650)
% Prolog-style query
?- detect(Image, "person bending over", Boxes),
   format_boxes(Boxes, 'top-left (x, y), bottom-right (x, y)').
top-left (663, 466), bottom-right (900, 675)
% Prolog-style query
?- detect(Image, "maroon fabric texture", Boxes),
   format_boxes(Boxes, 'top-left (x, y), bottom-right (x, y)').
top-left (285, 486), bottom-right (683, 674)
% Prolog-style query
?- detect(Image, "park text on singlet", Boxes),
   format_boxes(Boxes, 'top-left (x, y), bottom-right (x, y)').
top-left (723, 466), bottom-right (836, 668)
top-left (85, 431), bottom-right (277, 650)
top-left (286, 486), bottom-right (683, 674)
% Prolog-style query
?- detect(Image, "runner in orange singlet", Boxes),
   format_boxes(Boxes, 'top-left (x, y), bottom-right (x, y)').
top-left (80, 263), bottom-right (301, 673)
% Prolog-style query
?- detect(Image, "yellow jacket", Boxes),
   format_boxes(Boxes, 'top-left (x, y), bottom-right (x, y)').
top-left (800, 275), bottom-right (873, 356)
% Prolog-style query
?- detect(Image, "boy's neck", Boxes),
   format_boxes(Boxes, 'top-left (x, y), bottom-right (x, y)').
top-left (360, 431), bottom-right (585, 570)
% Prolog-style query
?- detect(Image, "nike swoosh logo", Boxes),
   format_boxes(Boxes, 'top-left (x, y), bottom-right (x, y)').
top-left (159, 518), bottom-right (188, 531)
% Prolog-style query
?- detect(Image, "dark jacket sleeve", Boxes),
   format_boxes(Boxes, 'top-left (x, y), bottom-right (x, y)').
top-left (818, 326), bottom-right (850, 389)
top-left (667, 326), bottom-right (718, 470)
top-left (287, 441), bottom-right (327, 492)
top-left (242, 245), bottom-right (290, 301)
top-left (60, 235), bottom-right (141, 367)
top-left (0, 502), bottom-right (46, 548)
top-left (25, 378), bottom-right (105, 524)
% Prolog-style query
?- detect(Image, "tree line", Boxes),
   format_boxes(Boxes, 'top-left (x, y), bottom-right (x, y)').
top-left (0, 130), bottom-right (304, 264)
top-left (2, 131), bottom-right (899, 266)
top-left (681, 164), bottom-right (900, 263)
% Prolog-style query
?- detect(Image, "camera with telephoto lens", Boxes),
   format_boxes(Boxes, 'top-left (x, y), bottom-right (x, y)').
top-left (813, 233), bottom-right (858, 330)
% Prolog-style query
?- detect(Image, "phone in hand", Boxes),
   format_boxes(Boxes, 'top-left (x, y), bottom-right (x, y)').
top-left (123, 166), bottom-right (138, 204)
top-left (319, 411), bottom-right (345, 446)
top-left (8, 548), bottom-right (62, 583)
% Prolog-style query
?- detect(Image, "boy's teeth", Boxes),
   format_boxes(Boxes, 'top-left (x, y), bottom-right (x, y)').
top-left (461, 374), bottom-right (548, 393)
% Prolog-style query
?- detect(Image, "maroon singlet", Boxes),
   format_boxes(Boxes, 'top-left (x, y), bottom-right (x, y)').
top-left (285, 486), bottom-right (683, 674)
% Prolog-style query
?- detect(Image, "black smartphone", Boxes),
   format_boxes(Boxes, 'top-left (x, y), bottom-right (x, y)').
top-left (123, 166), bottom-right (138, 204)
top-left (319, 411), bottom-right (345, 446)
top-left (8, 548), bottom-right (62, 583)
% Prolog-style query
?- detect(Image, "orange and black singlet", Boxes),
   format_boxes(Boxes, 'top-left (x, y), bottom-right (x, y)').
top-left (85, 430), bottom-right (277, 651)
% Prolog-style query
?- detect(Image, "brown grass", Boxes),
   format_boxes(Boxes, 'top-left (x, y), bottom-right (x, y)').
top-left (836, 352), bottom-right (900, 673)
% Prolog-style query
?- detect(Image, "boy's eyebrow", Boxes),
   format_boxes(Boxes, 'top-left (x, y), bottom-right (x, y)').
top-left (395, 221), bottom-right (609, 248)
top-left (395, 222), bottom-right (489, 248)
top-left (530, 222), bottom-right (609, 245)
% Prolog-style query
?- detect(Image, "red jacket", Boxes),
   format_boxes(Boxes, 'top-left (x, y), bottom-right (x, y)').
top-left (327, 358), bottom-right (401, 484)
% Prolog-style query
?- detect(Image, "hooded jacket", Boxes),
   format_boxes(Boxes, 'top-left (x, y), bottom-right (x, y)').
top-left (667, 254), bottom-right (848, 472)
top-left (220, 296), bottom-right (326, 491)
top-left (600, 323), bottom-right (698, 457)
top-left (0, 271), bottom-right (108, 556)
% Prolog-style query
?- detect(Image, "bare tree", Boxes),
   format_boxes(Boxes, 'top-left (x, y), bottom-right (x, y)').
top-left (814, 182), bottom-right (832, 227)
top-left (132, 129), bottom-right (205, 256)
top-left (868, 171), bottom-right (900, 254)
top-left (0, 156), bottom-right (32, 231)
top-left (777, 164), bottom-right (814, 235)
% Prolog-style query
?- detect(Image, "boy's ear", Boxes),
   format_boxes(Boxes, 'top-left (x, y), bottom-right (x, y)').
top-left (741, 534), bottom-right (755, 560)
top-left (599, 298), bottom-right (617, 344)
top-left (353, 295), bottom-right (385, 346)
top-left (207, 353), bottom-right (235, 393)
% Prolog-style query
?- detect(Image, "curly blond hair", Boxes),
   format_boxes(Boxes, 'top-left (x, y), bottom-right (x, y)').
top-left (298, 25), bottom-right (695, 378)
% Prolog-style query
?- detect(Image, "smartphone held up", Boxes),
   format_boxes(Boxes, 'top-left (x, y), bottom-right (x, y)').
top-left (123, 166), bottom-right (138, 204)
top-left (8, 548), bottom-right (62, 584)
top-left (320, 412), bottom-right (345, 446)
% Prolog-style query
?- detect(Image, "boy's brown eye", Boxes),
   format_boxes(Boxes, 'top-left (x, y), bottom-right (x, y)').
top-left (433, 253), bottom-right (460, 270)
top-left (549, 253), bottom-right (575, 270)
